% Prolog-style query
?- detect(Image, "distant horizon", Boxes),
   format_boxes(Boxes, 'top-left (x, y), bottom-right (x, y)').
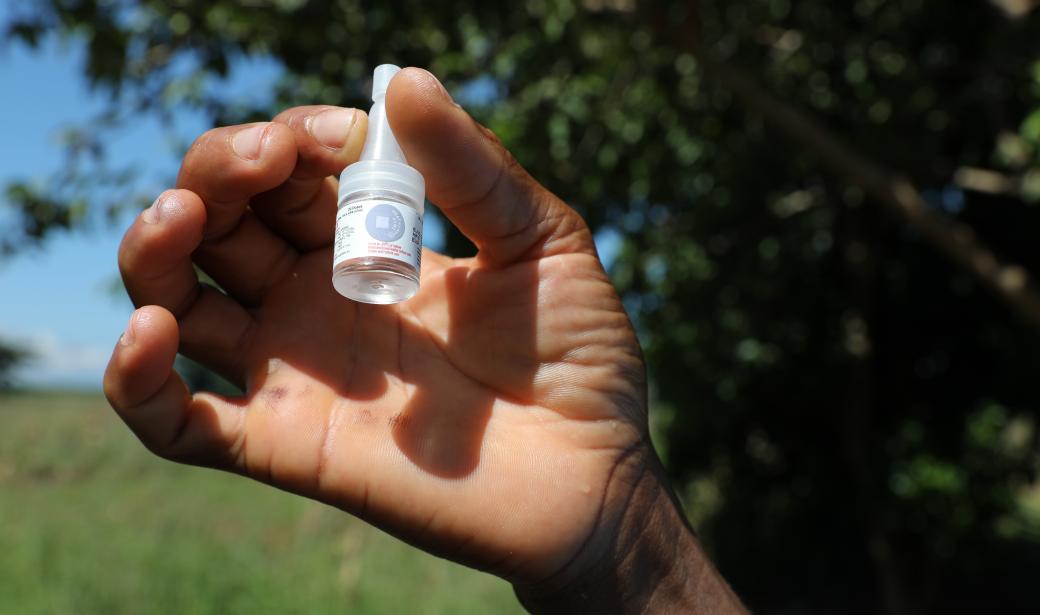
top-left (1, 385), bottom-right (103, 395)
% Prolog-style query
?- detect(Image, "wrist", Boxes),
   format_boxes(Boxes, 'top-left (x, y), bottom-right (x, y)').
top-left (513, 448), bottom-right (746, 614)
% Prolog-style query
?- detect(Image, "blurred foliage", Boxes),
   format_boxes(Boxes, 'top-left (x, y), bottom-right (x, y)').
top-left (0, 342), bottom-right (31, 389)
top-left (0, 111), bottom-right (143, 256)
top-left (4, 1), bottom-right (1040, 613)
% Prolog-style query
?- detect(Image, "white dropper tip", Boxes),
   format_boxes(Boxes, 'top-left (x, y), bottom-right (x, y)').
top-left (358, 65), bottom-right (405, 164)
top-left (372, 64), bottom-right (400, 100)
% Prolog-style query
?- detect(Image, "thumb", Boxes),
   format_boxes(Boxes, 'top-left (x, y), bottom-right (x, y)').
top-left (385, 67), bottom-right (594, 265)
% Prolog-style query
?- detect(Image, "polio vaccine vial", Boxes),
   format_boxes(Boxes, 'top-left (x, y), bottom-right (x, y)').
top-left (332, 64), bottom-right (426, 304)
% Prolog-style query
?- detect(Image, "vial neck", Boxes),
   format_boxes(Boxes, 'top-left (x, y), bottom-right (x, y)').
top-left (360, 98), bottom-right (406, 163)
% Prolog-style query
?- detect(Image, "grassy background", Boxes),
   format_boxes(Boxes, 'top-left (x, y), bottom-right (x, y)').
top-left (0, 391), bottom-right (523, 615)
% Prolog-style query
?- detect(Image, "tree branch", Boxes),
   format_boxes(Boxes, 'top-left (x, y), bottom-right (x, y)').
top-left (693, 51), bottom-right (1040, 331)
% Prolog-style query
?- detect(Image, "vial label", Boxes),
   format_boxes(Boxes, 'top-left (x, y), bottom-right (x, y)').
top-left (333, 200), bottom-right (423, 271)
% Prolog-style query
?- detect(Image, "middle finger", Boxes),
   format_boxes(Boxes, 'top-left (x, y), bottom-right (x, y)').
top-left (177, 121), bottom-right (301, 305)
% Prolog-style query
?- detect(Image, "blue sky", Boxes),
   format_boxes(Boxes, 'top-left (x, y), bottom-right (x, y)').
top-left (0, 31), bottom-right (280, 389)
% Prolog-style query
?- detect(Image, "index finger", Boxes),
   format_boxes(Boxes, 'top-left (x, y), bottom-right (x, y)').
top-left (249, 105), bottom-right (368, 251)
top-left (176, 122), bottom-right (298, 240)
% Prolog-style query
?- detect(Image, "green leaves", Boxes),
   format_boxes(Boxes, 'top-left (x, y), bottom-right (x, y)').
top-left (0, 342), bottom-right (31, 389)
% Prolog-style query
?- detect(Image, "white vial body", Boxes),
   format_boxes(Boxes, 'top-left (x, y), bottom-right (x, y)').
top-left (332, 189), bottom-right (424, 304)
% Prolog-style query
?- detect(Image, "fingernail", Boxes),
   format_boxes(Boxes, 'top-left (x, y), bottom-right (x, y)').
top-left (231, 123), bottom-right (268, 160)
top-left (141, 193), bottom-right (177, 224)
top-left (309, 108), bottom-right (358, 149)
top-left (120, 312), bottom-right (138, 347)
top-left (141, 196), bottom-right (162, 224)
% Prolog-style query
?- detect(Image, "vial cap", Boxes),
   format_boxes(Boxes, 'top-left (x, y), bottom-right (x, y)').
top-left (337, 64), bottom-right (425, 209)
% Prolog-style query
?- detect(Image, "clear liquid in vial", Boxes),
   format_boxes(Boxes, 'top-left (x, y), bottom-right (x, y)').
top-left (332, 255), bottom-right (418, 304)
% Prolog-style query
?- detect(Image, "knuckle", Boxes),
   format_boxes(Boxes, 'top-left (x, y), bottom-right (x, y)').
top-left (144, 437), bottom-right (178, 462)
top-left (476, 121), bottom-right (506, 149)
top-left (117, 235), bottom-right (141, 279)
top-left (101, 372), bottom-right (121, 410)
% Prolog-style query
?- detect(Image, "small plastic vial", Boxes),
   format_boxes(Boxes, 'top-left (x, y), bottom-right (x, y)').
top-left (332, 64), bottom-right (426, 304)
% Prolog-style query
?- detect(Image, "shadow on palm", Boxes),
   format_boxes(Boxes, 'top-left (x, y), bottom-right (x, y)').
top-left (238, 249), bottom-right (540, 481)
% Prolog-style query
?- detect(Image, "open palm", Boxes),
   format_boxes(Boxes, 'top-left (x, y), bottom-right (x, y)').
top-left (105, 69), bottom-right (651, 588)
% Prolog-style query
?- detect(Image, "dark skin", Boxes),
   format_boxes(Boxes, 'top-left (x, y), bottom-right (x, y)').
top-left (103, 67), bottom-right (747, 614)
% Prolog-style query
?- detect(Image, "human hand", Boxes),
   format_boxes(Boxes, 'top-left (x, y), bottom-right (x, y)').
top-left (104, 68), bottom-right (744, 613)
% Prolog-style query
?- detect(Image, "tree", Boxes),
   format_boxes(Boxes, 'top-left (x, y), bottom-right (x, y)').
top-left (4, 1), bottom-right (1039, 613)
top-left (0, 343), bottom-right (29, 390)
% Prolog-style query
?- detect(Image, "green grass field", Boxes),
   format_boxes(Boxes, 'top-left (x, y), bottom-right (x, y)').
top-left (0, 391), bottom-right (523, 615)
